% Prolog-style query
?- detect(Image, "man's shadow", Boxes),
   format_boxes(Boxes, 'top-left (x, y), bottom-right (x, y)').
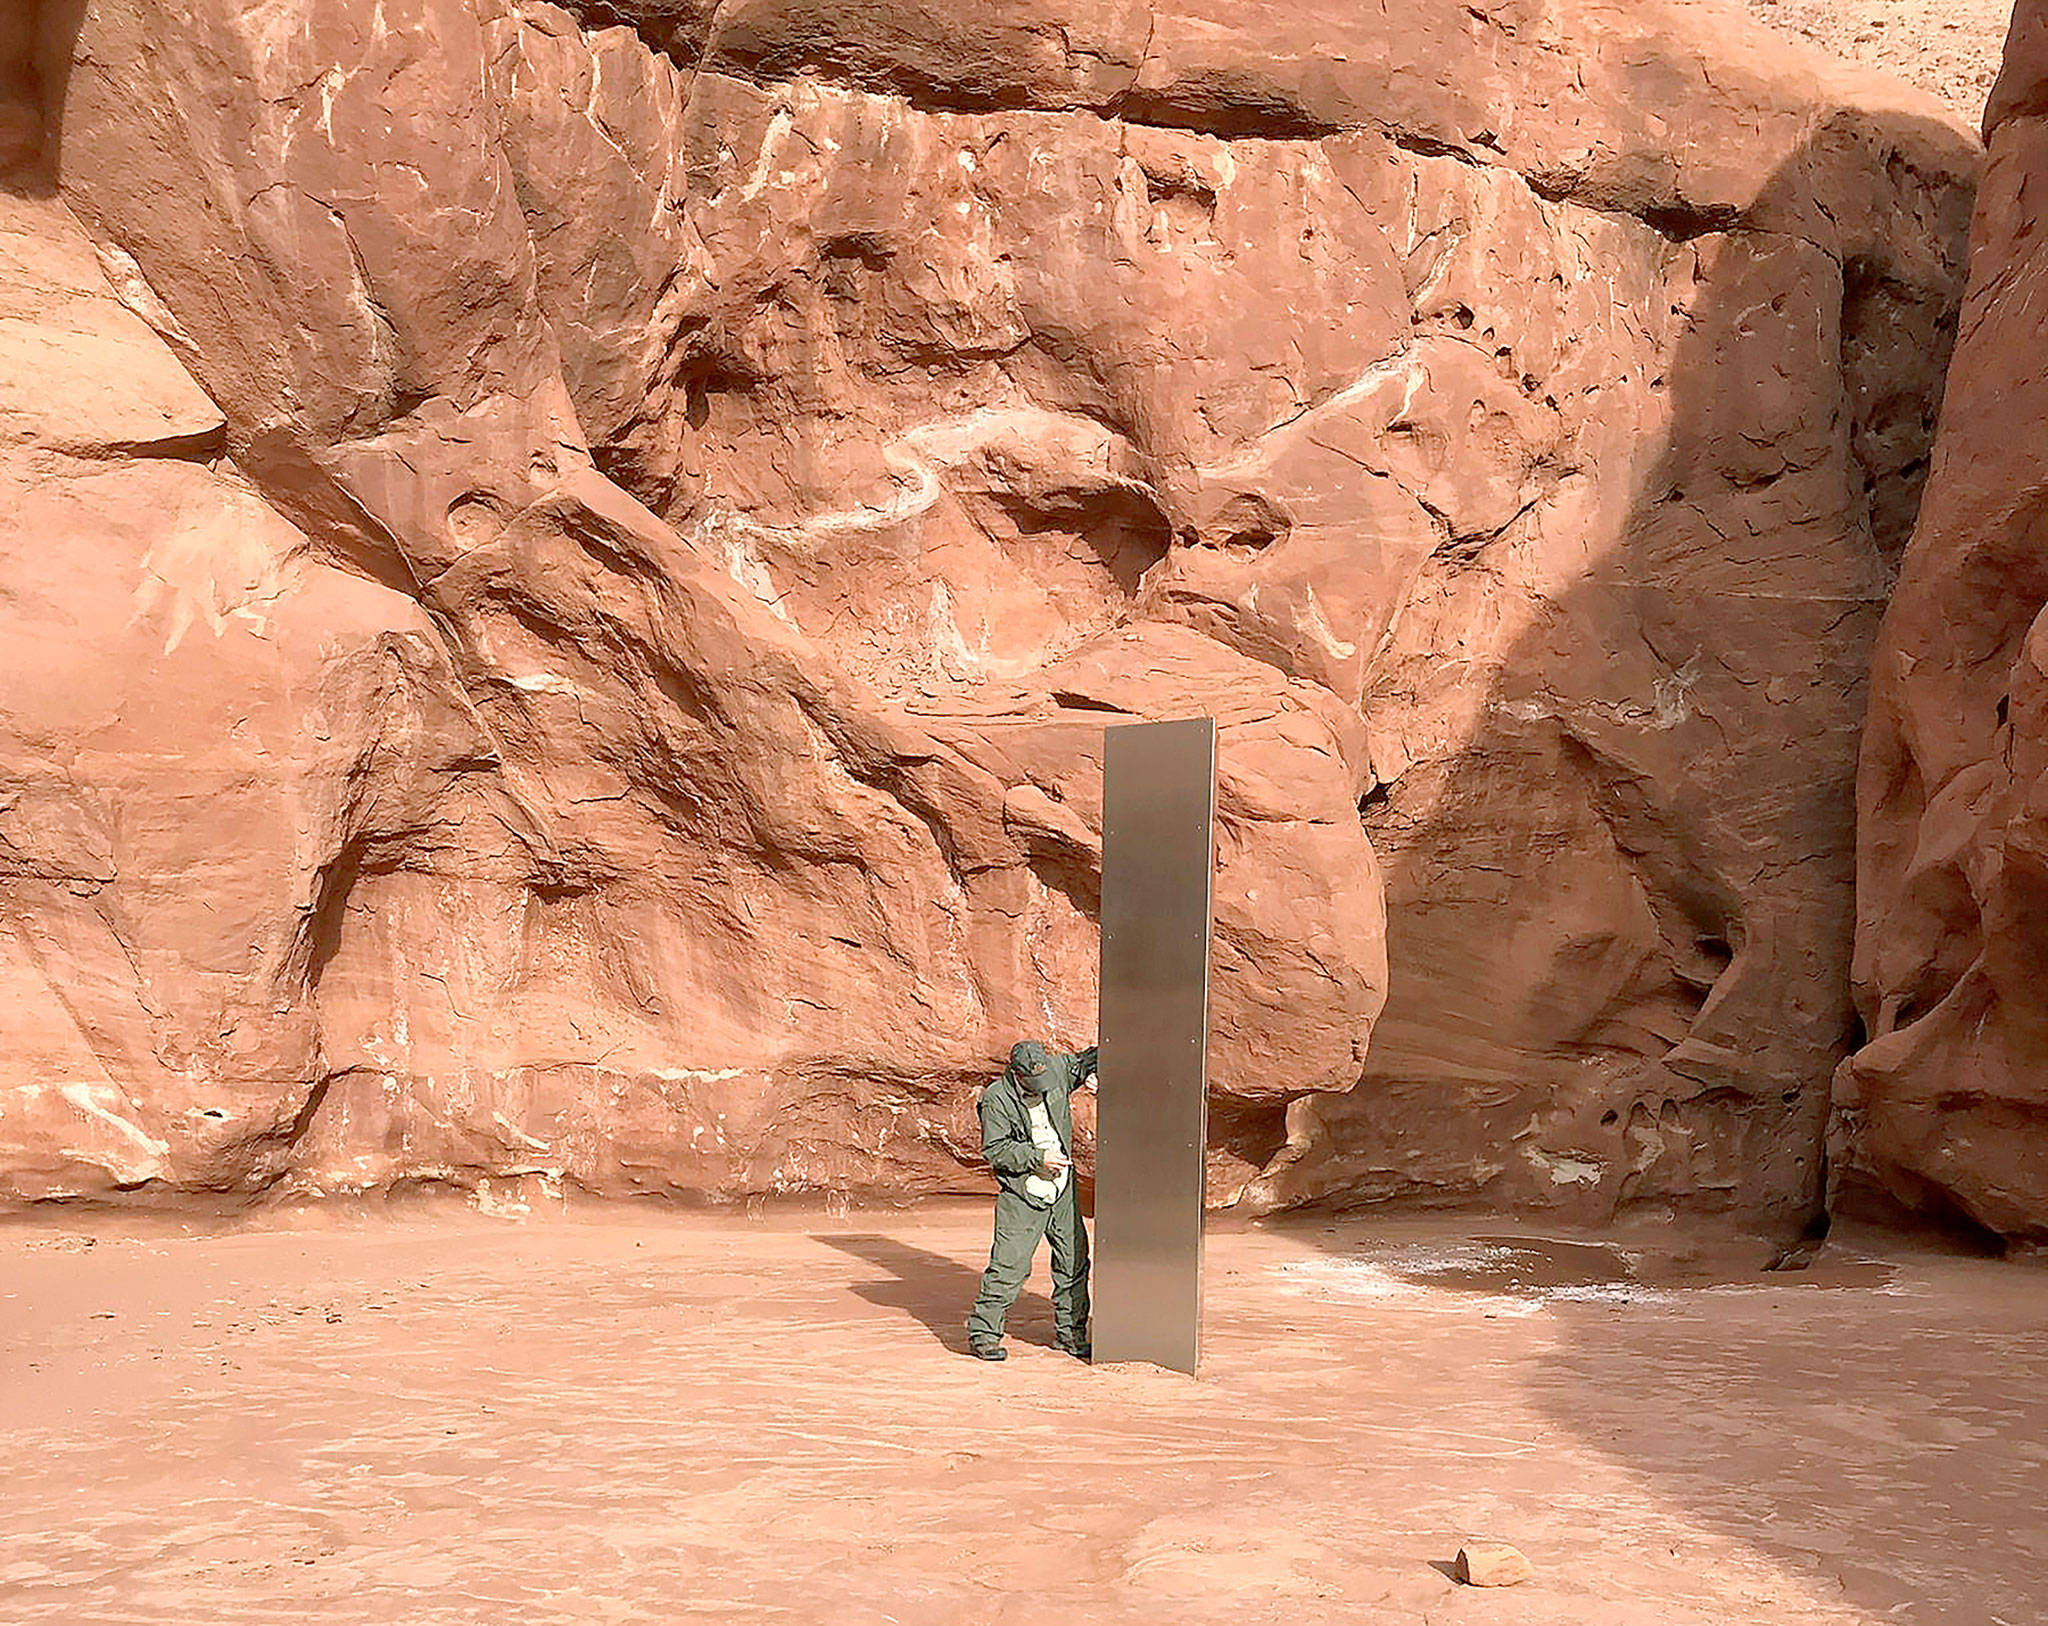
top-left (815, 1231), bottom-right (1061, 1354)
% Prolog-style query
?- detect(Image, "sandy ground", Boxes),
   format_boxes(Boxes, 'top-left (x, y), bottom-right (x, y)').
top-left (1742, 0), bottom-right (2013, 123)
top-left (3, 1205), bottom-right (2046, 1626)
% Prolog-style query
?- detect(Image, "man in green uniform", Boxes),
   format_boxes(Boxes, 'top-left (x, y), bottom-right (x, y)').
top-left (967, 1038), bottom-right (1099, 1362)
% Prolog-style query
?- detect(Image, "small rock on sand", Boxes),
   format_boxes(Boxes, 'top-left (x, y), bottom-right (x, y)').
top-left (1455, 1541), bottom-right (1534, 1587)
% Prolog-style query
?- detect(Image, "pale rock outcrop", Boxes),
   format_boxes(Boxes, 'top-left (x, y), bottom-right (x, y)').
top-left (0, 0), bottom-right (1979, 1225)
top-left (1741, 0), bottom-right (2011, 125)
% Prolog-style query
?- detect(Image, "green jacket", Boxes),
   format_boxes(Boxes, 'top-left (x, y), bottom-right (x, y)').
top-left (978, 1043), bottom-right (1099, 1209)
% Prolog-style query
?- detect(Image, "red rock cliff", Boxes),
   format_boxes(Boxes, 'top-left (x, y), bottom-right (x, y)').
top-left (0, 0), bottom-right (1976, 1224)
top-left (1841, 0), bottom-right (2048, 1247)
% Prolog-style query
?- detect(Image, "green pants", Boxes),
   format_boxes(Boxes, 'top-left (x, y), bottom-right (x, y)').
top-left (966, 1185), bottom-right (1090, 1348)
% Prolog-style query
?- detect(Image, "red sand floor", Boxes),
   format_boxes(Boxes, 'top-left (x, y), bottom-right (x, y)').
top-left (2, 1203), bottom-right (2043, 1625)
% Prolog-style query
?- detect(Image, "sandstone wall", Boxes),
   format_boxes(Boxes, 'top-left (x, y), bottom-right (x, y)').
top-left (1841, 0), bottom-right (2048, 1247)
top-left (0, 0), bottom-right (1976, 1224)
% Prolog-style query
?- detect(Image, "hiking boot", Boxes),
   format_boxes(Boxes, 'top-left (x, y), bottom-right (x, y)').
top-left (1059, 1340), bottom-right (1092, 1360)
top-left (968, 1341), bottom-right (1008, 1362)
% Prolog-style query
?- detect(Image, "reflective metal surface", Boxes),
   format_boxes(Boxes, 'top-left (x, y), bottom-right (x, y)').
top-left (1093, 717), bottom-right (1215, 1375)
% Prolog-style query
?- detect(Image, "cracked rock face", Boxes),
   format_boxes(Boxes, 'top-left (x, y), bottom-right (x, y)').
top-left (0, 0), bottom-right (1976, 1223)
top-left (1840, 0), bottom-right (2048, 1248)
